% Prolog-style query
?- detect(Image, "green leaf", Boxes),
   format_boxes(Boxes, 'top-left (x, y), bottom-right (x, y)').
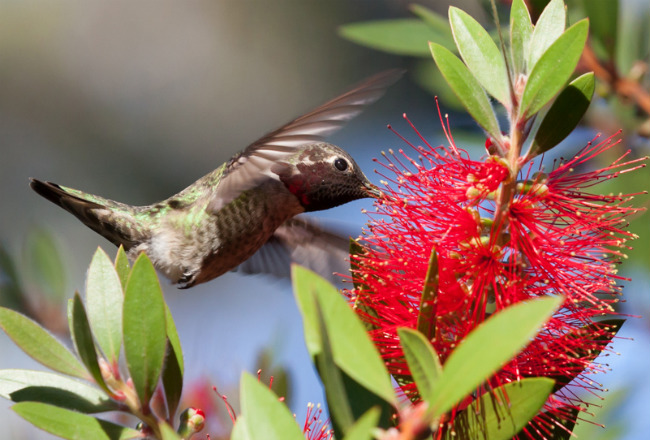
top-left (13, 402), bottom-right (141, 440)
top-left (86, 248), bottom-right (123, 364)
top-left (238, 372), bottom-right (305, 440)
top-left (161, 346), bottom-right (183, 420)
top-left (114, 246), bottom-right (131, 290)
top-left (409, 4), bottom-right (456, 50)
top-left (339, 19), bottom-right (443, 57)
top-left (0, 242), bottom-right (25, 312)
top-left (398, 328), bottom-right (441, 401)
top-left (23, 228), bottom-right (67, 301)
top-left (159, 422), bottom-right (182, 440)
top-left (530, 72), bottom-right (594, 155)
top-left (161, 305), bottom-right (184, 418)
top-left (527, 0), bottom-right (566, 69)
top-left (510, 0), bottom-right (534, 75)
top-left (313, 290), bottom-right (355, 436)
top-left (416, 248), bottom-right (438, 339)
top-left (582, 0), bottom-right (618, 59)
top-left (0, 307), bottom-right (87, 379)
top-left (449, 7), bottom-right (509, 106)
top-left (429, 296), bottom-right (562, 417)
top-left (445, 378), bottom-right (555, 440)
top-left (254, 349), bottom-right (290, 407)
top-left (164, 305), bottom-right (183, 376)
top-left (0, 369), bottom-right (117, 413)
top-left (342, 407), bottom-right (381, 440)
top-left (519, 19), bottom-right (589, 119)
top-left (69, 293), bottom-right (110, 393)
top-left (293, 265), bottom-right (395, 435)
top-left (615, 0), bottom-right (650, 74)
top-left (292, 265), bottom-right (395, 405)
top-left (123, 253), bottom-right (167, 406)
top-left (231, 415), bottom-right (250, 440)
top-left (429, 42), bottom-right (502, 142)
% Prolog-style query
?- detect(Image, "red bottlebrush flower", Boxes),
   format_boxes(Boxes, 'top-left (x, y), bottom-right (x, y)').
top-left (349, 115), bottom-right (646, 438)
top-left (302, 403), bottom-right (334, 440)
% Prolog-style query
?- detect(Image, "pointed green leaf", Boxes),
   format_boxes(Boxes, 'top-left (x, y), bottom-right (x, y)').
top-left (13, 402), bottom-right (141, 440)
top-left (409, 4), bottom-right (455, 49)
top-left (429, 42), bottom-right (502, 142)
top-left (231, 415), bottom-right (251, 440)
top-left (398, 328), bottom-right (442, 402)
top-left (114, 246), bottom-right (131, 290)
top-left (159, 422), bottom-right (182, 440)
top-left (23, 228), bottom-right (67, 301)
top-left (0, 242), bottom-right (25, 312)
top-left (445, 378), bottom-right (555, 440)
top-left (70, 293), bottom-right (110, 394)
top-left (615, 0), bottom-right (649, 74)
top-left (0, 369), bottom-right (117, 413)
top-left (339, 19), bottom-right (446, 57)
top-left (123, 254), bottom-right (167, 406)
top-left (164, 305), bottom-right (183, 375)
top-left (86, 248), bottom-right (123, 363)
top-left (530, 72), bottom-right (594, 155)
top-left (429, 296), bottom-right (562, 417)
top-left (161, 345), bottom-right (183, 419)
top-left (510, 0), bottom-right (534, 75)
top-left (417, 248), bottom-right (438, 339)
top-left (449, 7), bottom-right (509, 106)
top-left (520, 19), bottom-right (589, 119)
top-left (239, 372), bottom-right (304, 440)
top-left (582, 0), bottom-right (618, 59)
top-left (527, 0), bottom-right (566, 69)
top-left (0, 307), bottom-right (87, 379)
top-left (293, 266), bottom-right (395, 434)
top-left (292, 265), bottom-right (395, 405)
top-left (313, 291), bottom-right (354, 436)
top-left (342, 407), bottom-right (381, 440)
top-left (161, 305), bottom-right (184, 418)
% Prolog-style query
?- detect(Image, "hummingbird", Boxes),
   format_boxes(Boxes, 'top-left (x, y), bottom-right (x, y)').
top-left (30, 70), bottom-right (403, 288)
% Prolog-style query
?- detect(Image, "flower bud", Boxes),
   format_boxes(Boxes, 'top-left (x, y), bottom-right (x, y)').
top-left (177, 407), bottom-right (206, 438)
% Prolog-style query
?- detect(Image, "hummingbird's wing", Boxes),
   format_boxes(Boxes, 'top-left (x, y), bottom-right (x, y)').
top-left (233, 216), bottom-right (353, 283)
top-left (207, 69), bottom-right (404, 212)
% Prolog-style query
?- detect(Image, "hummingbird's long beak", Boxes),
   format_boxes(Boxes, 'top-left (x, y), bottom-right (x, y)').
top-left (363, 182), bottom-right (383, 199)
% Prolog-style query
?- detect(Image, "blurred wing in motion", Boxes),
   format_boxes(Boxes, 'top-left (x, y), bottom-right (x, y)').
top-left (208, 69), bottom-right (404, 212)
top-left (233, 216), bottom-right (355, 283)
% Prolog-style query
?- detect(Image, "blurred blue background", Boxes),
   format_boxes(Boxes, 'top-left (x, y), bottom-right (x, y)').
top-left (0, 1), bottom-right (647, 439)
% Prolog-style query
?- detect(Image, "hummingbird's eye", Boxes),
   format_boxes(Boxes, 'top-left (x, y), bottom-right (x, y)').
top-left (334, 157), bottom-right (349, 171)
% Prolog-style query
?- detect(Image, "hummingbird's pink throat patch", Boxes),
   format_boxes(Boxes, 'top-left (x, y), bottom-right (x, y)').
top-left (278, 161), bottom-right (331, 208)
top-left (286, 180), bottom-right (311, 206)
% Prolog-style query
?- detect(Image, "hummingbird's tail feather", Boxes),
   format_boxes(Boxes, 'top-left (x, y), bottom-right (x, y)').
top-left (30, 178), bottom-right (146, 250)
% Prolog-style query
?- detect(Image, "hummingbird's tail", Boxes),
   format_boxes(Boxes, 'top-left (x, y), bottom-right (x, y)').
top-left (30, 178), bottom-right (147, 250)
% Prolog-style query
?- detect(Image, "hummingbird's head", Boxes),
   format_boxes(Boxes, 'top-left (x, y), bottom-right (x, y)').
top-left (276, 143), bottom-right (380, 212)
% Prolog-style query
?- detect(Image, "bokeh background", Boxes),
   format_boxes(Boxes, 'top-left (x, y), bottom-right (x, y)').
top-left (0, 1), bottom-right (648, 439)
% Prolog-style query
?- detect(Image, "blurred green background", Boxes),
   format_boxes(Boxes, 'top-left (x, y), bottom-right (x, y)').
top-left (0, 1), bottom-right (647, 439)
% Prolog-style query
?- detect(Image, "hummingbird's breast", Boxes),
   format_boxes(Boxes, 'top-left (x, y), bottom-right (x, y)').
top-left (143, 179), bottom-right (304, 287)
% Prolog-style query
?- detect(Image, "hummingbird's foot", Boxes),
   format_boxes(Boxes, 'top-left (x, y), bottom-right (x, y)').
top-left (177, 269), bottom-right (198, 290)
